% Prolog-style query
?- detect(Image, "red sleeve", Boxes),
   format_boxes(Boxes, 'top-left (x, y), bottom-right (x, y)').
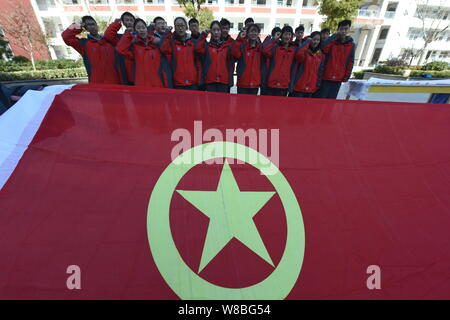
top-left (321, 33), bottom-right (338, 54)
top-left (160, 31), bottom-right (173, 55)
top-left (104, 20), bottom-right (122, 46)
top-left (232, 37), bottom-right (246, 59)
top-left (194, 32), bottom-right (208, 55)
top-left (262, 38), bottom-right (277, 58)
top-left (295, 39), bottom-right (312, 63)
top-left (62, 27), bottom-right (84, 55)
top-left (344, 43), bottom-right (356, 82)
top-left (115, 32), bottom-right (135, 60)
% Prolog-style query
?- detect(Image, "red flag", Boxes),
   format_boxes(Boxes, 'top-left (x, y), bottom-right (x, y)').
top-left (0, 84), bottom-right (449, 299)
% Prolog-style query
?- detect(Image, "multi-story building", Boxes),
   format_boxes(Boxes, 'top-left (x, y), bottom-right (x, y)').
top-left (18, 0), bottom-right (450, 68)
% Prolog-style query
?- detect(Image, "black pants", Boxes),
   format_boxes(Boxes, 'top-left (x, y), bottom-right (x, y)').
top-left (205, 83), bottom-right (229, 93)
top-left (174, 84), bottom-right (199, 91)
top-left (314, 80), bottom-right (342, 99)
top-left (237, 87), bottom-right (259, 95)
top-left (291, 91), bottom-right (313, 98)
top-left (260, 87), bottom-right (269, 96)
top-left (266, 87), bottom-right (288, 97)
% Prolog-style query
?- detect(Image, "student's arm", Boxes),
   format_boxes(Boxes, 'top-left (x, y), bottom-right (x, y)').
top-left (62, 23), bottom-right (84, 55)
top-left (294, 39), bottom-right (312, 63)
top-left (343, 43), bottom-right (356, 82)
top-left (317, 55), bottom-right (326, 89)
top-left (261, 38), bottom-right (277, 58)
top-left (194, 31), bottom-right (208, 55)
top-left (159, 30), bottom-right (173, 54)
top-left (104, 19), bottom-right (122, 46)
top-left (115, 32), bottom-right (135, 60)
top-left (232, 36), bottom-right (246, 60)
top-left (261, 35), bottom-right (272, 48)
top-left (321, 33), bottom-right (338, 54)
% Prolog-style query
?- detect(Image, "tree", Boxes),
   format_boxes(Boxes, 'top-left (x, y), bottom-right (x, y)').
top-left (0, 1), bottom-right (48, 70)
top-left (414, 0), bottom-right (450, 65)
top-left (176, 0), bottom-right (214, 30)
top-left (316, 0), bottom-right (364, 31)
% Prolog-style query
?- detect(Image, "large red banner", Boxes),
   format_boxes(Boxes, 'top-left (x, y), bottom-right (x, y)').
top-left (0, 84), bottom-right (449, 299)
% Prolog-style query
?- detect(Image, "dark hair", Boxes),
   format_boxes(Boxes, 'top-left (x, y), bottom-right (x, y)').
top-left (81, 16), bottom-right (96, 24)
top-left (295, 25), bottom-right (304, 33)
top-left (281, 26), bottom-right (293, 35)
top-left (188, 18), bottom-right (199, 26)
top-left (133, 18), bottom-right (147, 30)
top-left (244, 17), bottom-right (254, 25)
top-left (271, 27), bottom-right (282, 36)
top-left (120, 11), bottom-right (135, 23)
top-left (321, 28), bottom-right (330, 34)
top-left (174, 17), bottom-right (188, 28)
top-left (310, 31), bottom-right (321, 39)
top-left (220, 18), bottom-right (231, 28)
top-left (338, 20), bottom-right (351, 28)
top-left (153, 16), bottom-right (165, 24)
top-left (247, 23), bottom-right (260, 34)
top-left (210, 20), bottom-right (221, 30)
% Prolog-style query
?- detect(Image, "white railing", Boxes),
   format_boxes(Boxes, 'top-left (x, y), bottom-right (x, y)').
top-left (384, 11), bottom-right (396, 19)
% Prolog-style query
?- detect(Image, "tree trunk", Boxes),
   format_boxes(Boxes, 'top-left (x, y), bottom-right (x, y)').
top-left (417, 42), bottom-right (429, 66)
top-left (28, 39), bottom-right (36, 71)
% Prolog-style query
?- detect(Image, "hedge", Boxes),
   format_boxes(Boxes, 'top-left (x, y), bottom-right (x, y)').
top-left (373, 65), bottom-right (405, 75)
top-left (0, 68), bottom-right (87, 81)
top-left (409, 70), bottom-right (450, 78)
top-left (0, 59), bottom-right (84, 72)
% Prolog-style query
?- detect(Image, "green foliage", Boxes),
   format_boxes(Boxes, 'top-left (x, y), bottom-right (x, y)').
top-left (409, 70), bottom-right (450, 79)
top-left (179, 0), bottom-right (214, 31)
top-left (0, 68), bottom-right (87, 81)
top-left (0, 59), bottom-right (84, 72)
top-left (197, 8), bottom-right (215, 30)
top-left (373, 65), bottom-right (405, 75)
top-left (316, 0), bottom-right (363, 31)
top-left (422, 61), bottom-right (449, 71)
top-left (0, 39), bottom-right (13, 60)
top-left (352, 71), bottom-right (364, 79)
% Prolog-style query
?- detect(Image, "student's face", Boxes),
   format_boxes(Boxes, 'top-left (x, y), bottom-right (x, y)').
top-left (211, 24), bottom-right (221, 41)
top-left (174, 19), bottom-right (187, 37)
top-left (122, 16), bottom-right (134, 29)
top-left (338, 25), bottom-right (350, 38)
top-left (245, 21), bottom-right (253, 29)
top-left (155, 19), bottom-right (166, 33)
top-left (311, 34), bottom-right (321, 47)
top-left (135, 22), bottom-right (148, 39)
top-left (189, 22), bottom-right (199, 34)
top-left (321, 31), bottom-right (330, 41)
top-left (84, 19), bottom-right (99, 36)
top-left (221, 25), bottom-right (230, 38)
top-left (295, 30), bottom-right (304, 39)
top-left (281, 32), bottom-right (292, 44)
top-left (247, 27), bottom-right (259, 41)
top-left (274, 31), bottom-right (281, 39)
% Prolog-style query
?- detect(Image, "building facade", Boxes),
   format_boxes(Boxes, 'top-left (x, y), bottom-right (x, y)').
top-left (26, 0), bottom-right (450, 67)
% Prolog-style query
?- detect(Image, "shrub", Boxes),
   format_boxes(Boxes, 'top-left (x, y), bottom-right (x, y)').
top-left (373, 65), bottom-right (405, 75)
top-left (352, 71), bottom-right (364, 79)
top-left (0, 68), bottom-right (87, 81)
top-left (0, 59), bottom-right (84, 72)
top-left (11, 56), bottom-right (30, 63)
top-left (383, 58), bottom-right (408, 67)
top-left (421, 61), bottom-right (449, 71)
top-left (409, 70), bottom-right (450, 78)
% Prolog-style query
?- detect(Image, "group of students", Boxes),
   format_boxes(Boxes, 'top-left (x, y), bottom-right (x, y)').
top-left (62, 13), bottom-right (355, 99)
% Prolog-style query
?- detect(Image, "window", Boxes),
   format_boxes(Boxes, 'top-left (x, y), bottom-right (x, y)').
top-left (302, 0), bottom-right (314, 7)
top-left (407, 28), bottom-right (422, 40)
top-left (145, 0), bottom-right (165, 3)
top-left (116, 0), bottom-right (137, 4)
top-left (207, 0), bottom-right (218, 4)
top-left (43, 17), bottom-right (63, 38)
top-left (251, 0), bottom-right (267, 6)
top-left (88, 0), bottom-right (109, 4)
top-left (378, 28), bottom-right (389, 40)
top-left (36, 0), bottom-right (56, 11)
top-left (62, 0), bottom-right (80, 4)
top-left (53, 46), bottom-right (68, 59)
top-left (370, 48), bottom-right (382, 66)
top-left (256, 23), bottom-right (264, 33)
top-left (238, 22), bottom-right (244, 30)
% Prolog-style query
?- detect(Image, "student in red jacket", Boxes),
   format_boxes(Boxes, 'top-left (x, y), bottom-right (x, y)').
top-left (260, 27), bottom-right (281, 96)
top-left (104, 12), bottom-right (135, 85)
top-left (160, 17), bottom-right (199, 90)
top-left (290, 31), bottom-right (324, 98)
top-left (293, 25), bottom-right (305, 48)
top-left (195, 21), bottom-right (234, 93)
top-left (220, 18), bottom-right (234, 47)
top-left (116, 19), bottom-right (171, 88)
top-left (62, 16), bottom-right (120, 84)
top-left (232, 24), bottom-right (262, 95)
top-left (262, 26), bottom-right (296, 97)
top-left (314, 20), bottom-right (355, 99)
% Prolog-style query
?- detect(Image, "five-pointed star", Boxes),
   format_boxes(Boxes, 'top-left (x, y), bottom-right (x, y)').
top-left (176, 160), bottom-right (275, 273)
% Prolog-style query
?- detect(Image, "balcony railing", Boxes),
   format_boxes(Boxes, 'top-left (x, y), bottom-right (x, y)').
top-left (384, 11), bottom-right (396, 19)
top-left (357, 9), bottom-right (380, 18)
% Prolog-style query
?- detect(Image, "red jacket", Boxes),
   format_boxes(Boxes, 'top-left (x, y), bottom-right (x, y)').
top-left (262, 39), bottom-right (296, 89)
top-left (195, 33), bottom-right (234, 86)
top-left (62, 27), bottom-right (120, 84)
top-left (104, 20), bottom-right (134, 85)
top-left (321, 34), bottom-right (355, 82)
top-left (160, 32), bottom-right (198, 87)
top-left (291, 40), bottom-right (325, 93)
top-left (116, 32), bottom-right (171, 88)
top-left (232, 37), bottom-right (262, 88)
